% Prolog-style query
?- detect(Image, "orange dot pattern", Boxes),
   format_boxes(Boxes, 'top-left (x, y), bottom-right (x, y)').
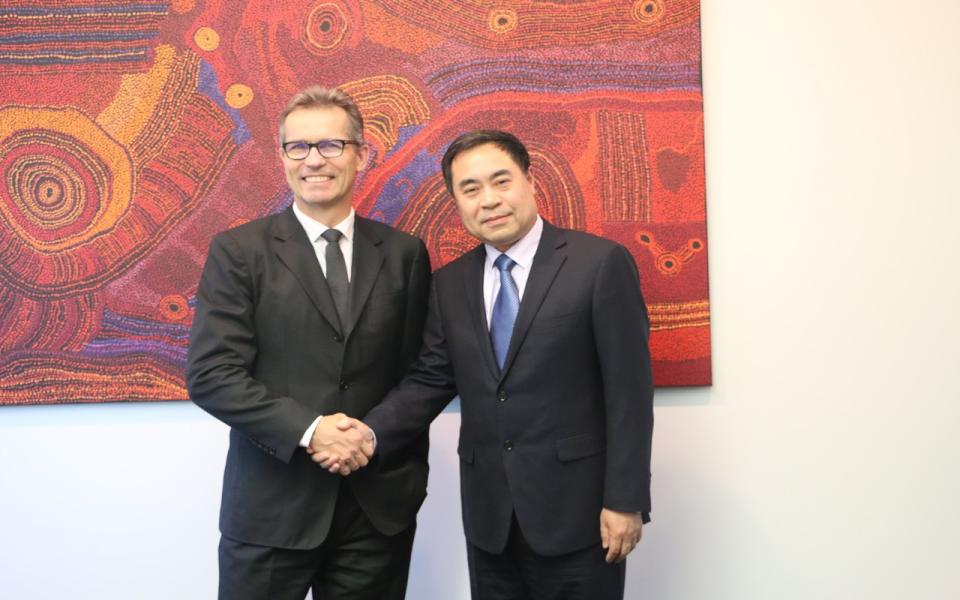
top-left (376, 0), bottom-right (698, 48)
top-left (340, 76), bottom-right (430, 156)
top-left (635, 230), bottom-right (704, 276)
top-left (598, 110), bottom-right (652, 223)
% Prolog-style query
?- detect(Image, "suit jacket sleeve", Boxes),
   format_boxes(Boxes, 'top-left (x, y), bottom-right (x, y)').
top-left (186, 231), bottom-right (317, 463)
top-left (396, 239), bottom-right (431, 380)
top-left (593, 244), bottom-right (655, 516)
top-left (365, 279), bottom-right (459, 456)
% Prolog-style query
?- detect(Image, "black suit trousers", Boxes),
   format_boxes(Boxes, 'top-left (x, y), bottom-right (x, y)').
top-left (218, 485), bottom-right (415, 600)
top-left (466, 515), bottom-right (625, 600)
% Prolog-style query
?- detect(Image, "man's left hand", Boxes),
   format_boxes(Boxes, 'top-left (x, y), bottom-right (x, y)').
top-left (600, 508), bottom-right (643, 563)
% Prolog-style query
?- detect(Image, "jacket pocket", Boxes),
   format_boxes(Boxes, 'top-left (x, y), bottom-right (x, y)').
top-left (555, 433), bottom-right (604, 462)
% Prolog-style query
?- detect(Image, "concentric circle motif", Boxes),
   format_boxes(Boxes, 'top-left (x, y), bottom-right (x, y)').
top-left (10, 152), bottom-right (85, 227)
top-left (632, 0), bottom-right (665, 24)
top-left (656, 252), bottom-right (681, 275)
top-left (488, 8), bottom-right (518, 34)
top-left (303, 2), bottom-right (350, 55)
top-left (225, 83), bottom-right (254, 109)
top-left (194, 27), bottom-right (220, 51)
top-left (158, 294), bottom-right (190, 322)
top-left (0, 106), bottom-right (133, 253)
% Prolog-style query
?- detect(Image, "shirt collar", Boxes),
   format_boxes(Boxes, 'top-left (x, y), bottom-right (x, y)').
top-left (292, 203), bottom-right (356, 243)
top-left (484, 215), bottom-right (543, 271)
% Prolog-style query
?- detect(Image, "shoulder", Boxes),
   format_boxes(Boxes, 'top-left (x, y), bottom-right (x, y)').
top-left (215, 211), bottom-right (281, 244)
top-left (547, 225), bottom-right (640, 287)
top-left (432, 244), bottom-right (483, 283)
top-left (551, 225), bottom-right (626, 259)
top-left (204, 211), bottom-right (289, 265)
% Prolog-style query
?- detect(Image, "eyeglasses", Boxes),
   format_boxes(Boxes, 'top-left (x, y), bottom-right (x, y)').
top-left (281, 139), bottom-right (361, 160)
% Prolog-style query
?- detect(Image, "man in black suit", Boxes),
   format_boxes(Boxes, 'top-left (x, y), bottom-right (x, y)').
top-left (321, 130), bottom-right (654, 599)
top-left (186, 86), bottom-right (430, 600)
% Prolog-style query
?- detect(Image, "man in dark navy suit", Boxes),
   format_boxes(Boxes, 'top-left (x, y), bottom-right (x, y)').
top-left (322, 130), bottom-right (654, 599)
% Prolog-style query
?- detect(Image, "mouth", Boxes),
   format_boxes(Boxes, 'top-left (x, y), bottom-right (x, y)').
top-left (483, 213), bottom-right (510, 226)
top-left (302, 175), bottom-right (334, 183)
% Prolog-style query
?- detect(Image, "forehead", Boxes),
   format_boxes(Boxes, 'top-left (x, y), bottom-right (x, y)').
top-left (450, 143), bottom-right (522, 181)
top-left (283, 105), bottom-right (351, 138)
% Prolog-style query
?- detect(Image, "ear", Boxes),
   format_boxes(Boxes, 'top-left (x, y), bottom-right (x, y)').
top-left (356, 142), bottom-right (372, 170)
top-left (526, 170), bottom-right (536, 195)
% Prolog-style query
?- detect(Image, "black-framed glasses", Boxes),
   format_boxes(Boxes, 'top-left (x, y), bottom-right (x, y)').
top-left (281, 139), bottom-right (361, 160)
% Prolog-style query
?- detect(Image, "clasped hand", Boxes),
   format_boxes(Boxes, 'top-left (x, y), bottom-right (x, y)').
top-left (306, 413), bottom-right (374, 476)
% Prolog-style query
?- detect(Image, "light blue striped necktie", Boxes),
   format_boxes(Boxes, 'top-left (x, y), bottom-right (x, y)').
top-left (490, 254), bottom-right (519, 370)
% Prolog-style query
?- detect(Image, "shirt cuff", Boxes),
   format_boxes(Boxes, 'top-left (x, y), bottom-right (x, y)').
top-left (300, 415), bottom-right (323, 448)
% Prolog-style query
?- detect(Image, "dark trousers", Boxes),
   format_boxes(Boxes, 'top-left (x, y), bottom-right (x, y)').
top-left (218, 485), bottom-right (415, 600)
top-left (466, 515), bottom-right (625, 600)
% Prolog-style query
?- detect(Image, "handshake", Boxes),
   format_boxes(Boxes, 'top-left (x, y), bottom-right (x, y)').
top-left (305, 413), bottom-right (375, 476)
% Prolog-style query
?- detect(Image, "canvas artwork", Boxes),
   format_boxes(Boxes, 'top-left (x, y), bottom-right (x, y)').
top-left (0, 0), bottom-right (709, 405)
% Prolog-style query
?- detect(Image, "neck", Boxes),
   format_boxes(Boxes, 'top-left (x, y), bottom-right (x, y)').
top-left (492, 218), bottom-right (538, 253)
top-left (295, 199), bottom-right (352, 228)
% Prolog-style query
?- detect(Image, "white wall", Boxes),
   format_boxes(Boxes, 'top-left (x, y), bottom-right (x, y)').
top-left (2, 1), bottom-right (959, 598)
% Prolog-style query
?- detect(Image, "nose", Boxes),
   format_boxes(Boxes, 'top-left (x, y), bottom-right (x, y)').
top-left (479, 186), bottom-right (500, 208)
top-left (304, 145), bottom-right (328, 166)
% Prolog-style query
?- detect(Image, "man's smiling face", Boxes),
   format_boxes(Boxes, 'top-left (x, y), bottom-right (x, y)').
top-left (281, 105), bottom-right (368, 222)
top-left (450, 143), bottom-right (538, 252)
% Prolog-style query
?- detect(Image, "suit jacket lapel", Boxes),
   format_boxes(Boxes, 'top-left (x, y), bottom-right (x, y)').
top-left (500, 221), bottom-right (567, 379)
top-left (463, 244), bottom-right (501, 380)
top-left (271, 207), bottom-right (343, 335)
top-left (346, 217), bottom-right (385, 339)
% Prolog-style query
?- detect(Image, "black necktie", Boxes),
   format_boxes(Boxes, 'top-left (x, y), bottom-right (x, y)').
top-left (320, 229), bottom-right (349, 330)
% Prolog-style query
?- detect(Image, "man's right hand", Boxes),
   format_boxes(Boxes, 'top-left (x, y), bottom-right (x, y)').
top-left (306, 413), bottom-right (374, 475)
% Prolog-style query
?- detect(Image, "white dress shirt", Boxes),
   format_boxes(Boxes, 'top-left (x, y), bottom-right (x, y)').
top-left (290, 204), bottom-right (357, 447)
top-left (483, 216), bottom-right (544, 329)
top-left (291, 203), bottom-right (355, 282)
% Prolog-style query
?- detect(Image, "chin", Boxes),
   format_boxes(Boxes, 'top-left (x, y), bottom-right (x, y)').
top-left (303, 196), bottom-right (335, 206)
top-left (488, 237), bottom-right (516, 250)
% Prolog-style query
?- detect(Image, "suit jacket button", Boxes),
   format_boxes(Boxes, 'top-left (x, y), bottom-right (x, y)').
top-left (339, 380), bottom-right (349, 391)
top-left (332, 334), bottom-right (342, 343)
top-left (497, 390), bottom-right (507, 402)
top-left (503, 440), bottom-right (513, 451)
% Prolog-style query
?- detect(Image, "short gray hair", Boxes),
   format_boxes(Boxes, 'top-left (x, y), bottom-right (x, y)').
top-left (278, 86), bottom-right (364, 143)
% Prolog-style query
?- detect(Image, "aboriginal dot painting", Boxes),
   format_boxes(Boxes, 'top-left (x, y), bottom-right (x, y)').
top-left (0, 0), bottom-right (709, 404)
